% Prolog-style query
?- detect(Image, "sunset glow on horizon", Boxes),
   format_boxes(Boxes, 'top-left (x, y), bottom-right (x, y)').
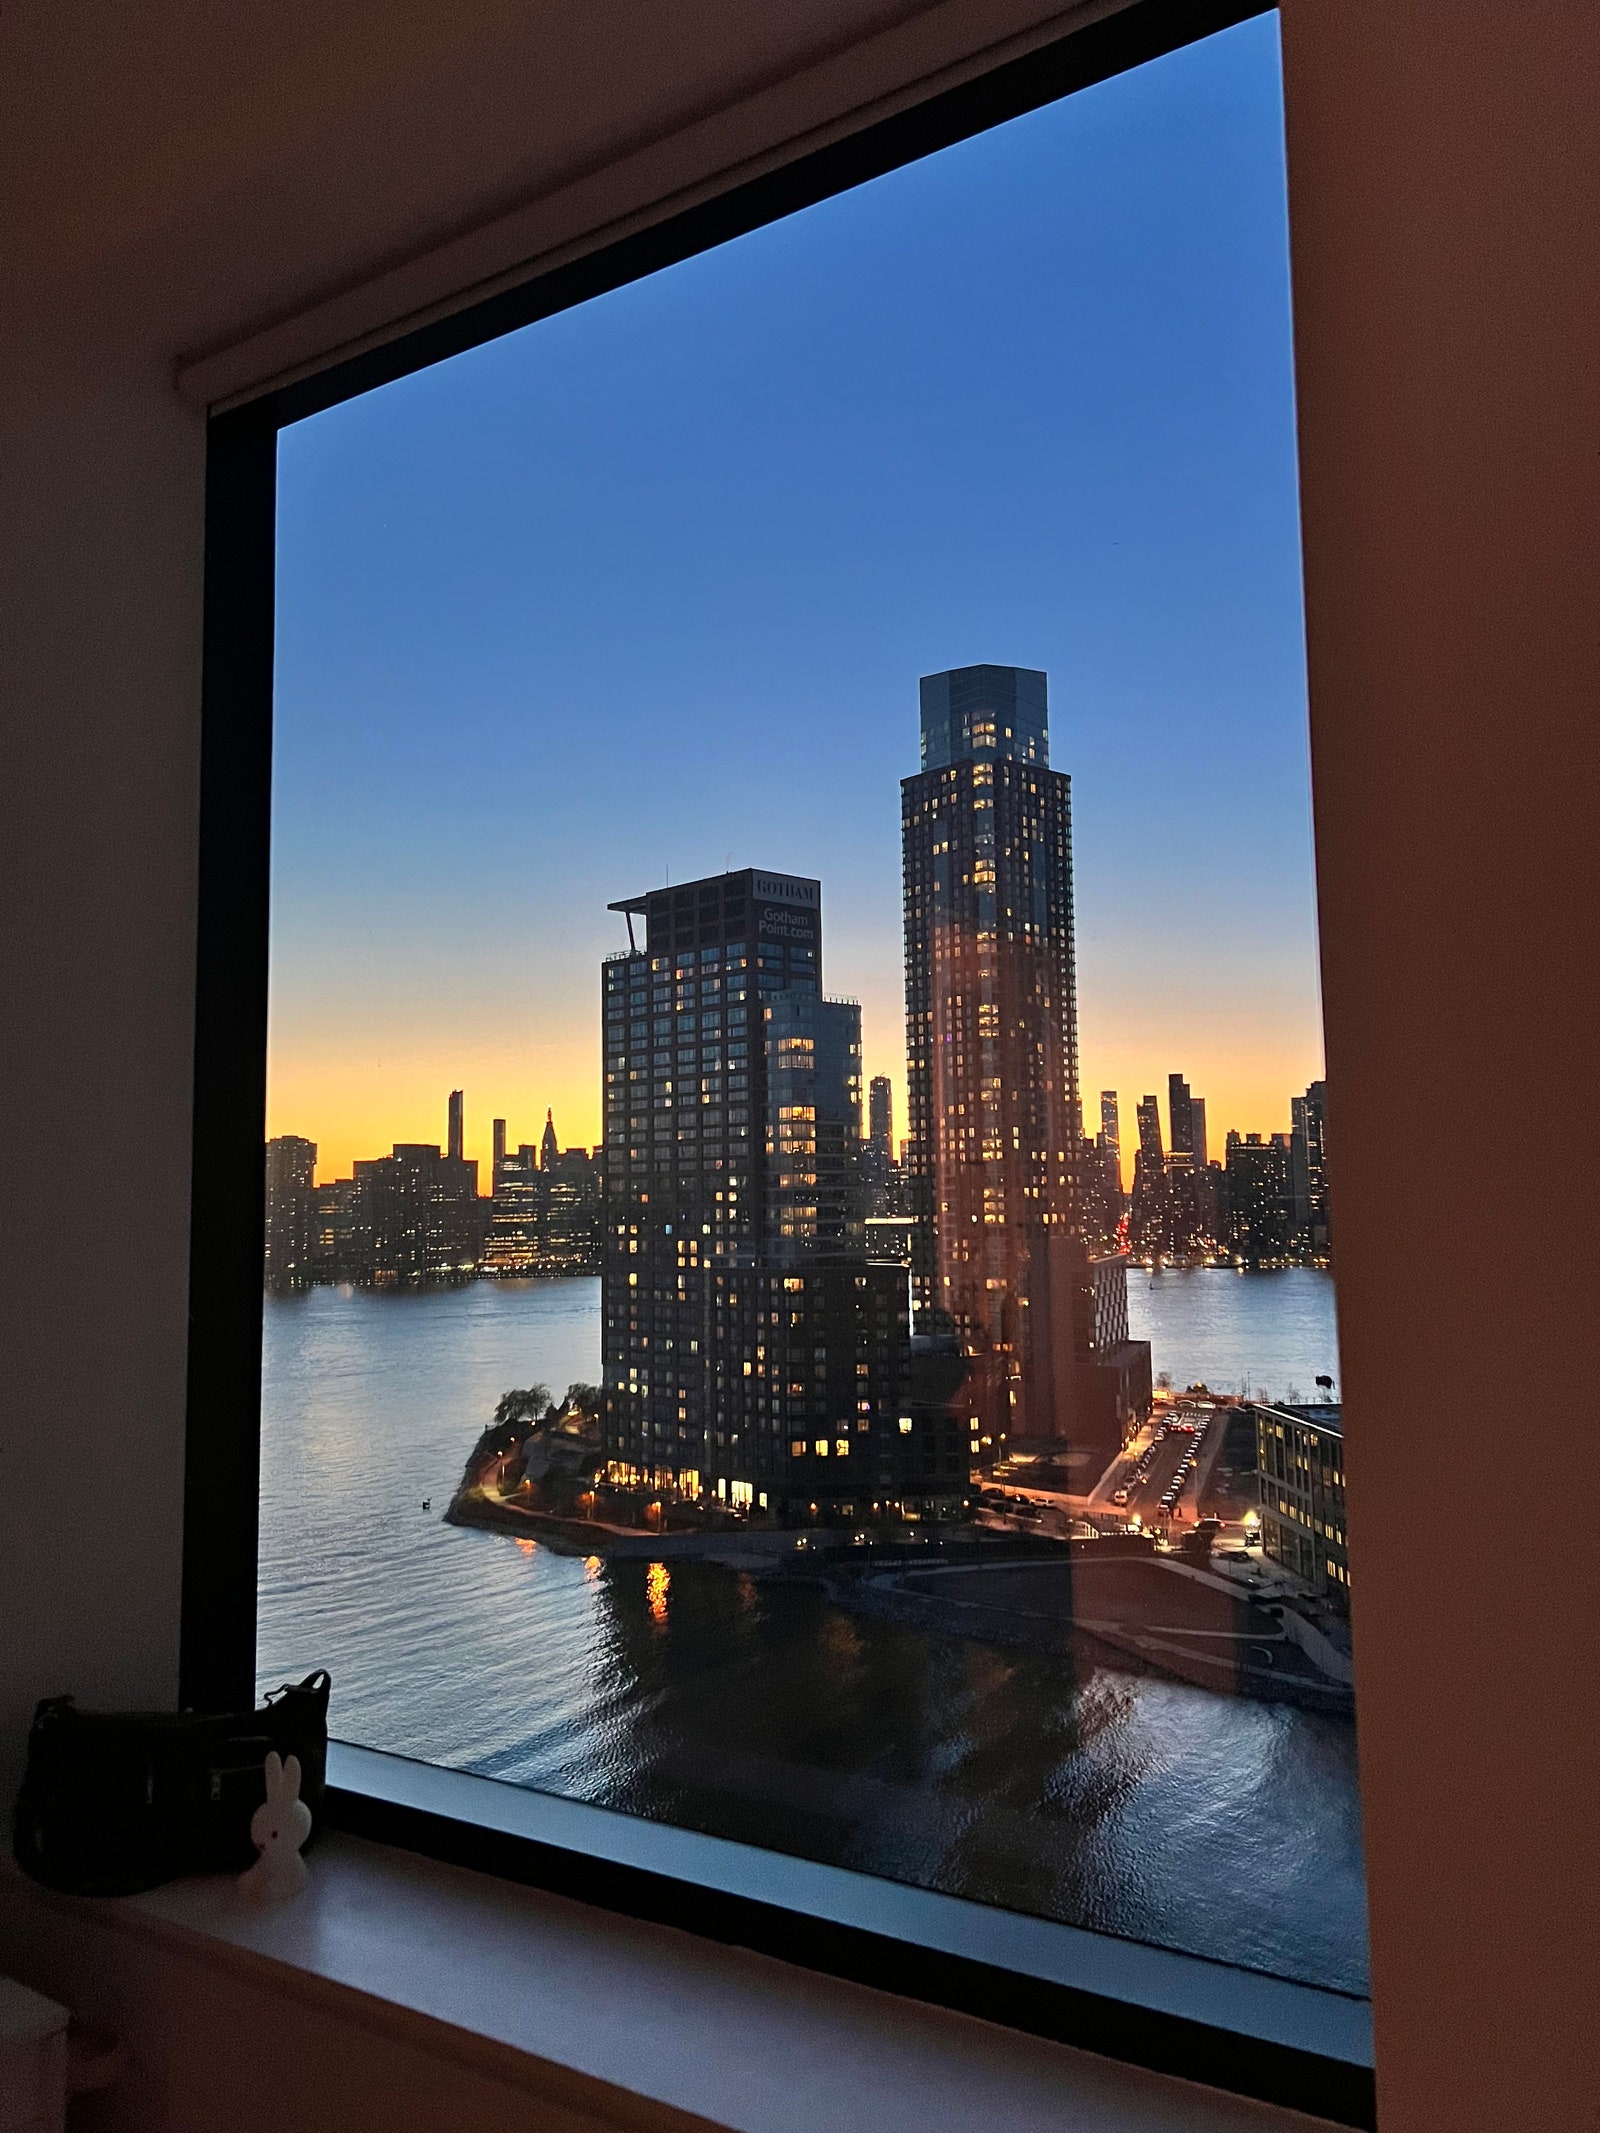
top-left (266, 909), bottom-right (1325, 1193)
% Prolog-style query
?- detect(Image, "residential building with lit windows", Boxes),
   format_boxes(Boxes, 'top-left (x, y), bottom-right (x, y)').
top-left (1086, 1254), bottom-right (1154, 1449)
top-left (763, 989), bottom-right (864, 1263)
top-left (484, 1140), bottom-right (542, 1272)
top-left (484, 1119), bottom-right (602, 1275)
top-left (352, 1137), bottom-right (480, 1283)
top-left (1290, 1078), bottom-right (1331, 1257)
top-left (264, 1134), bottom-right (318, 1286)
top-left (1225, 1130), bottom-right (1295, 1263)
top-left (1254, 1400), bottom-right (1350, 1606)
top-left (600, 867), bottom-right (964, 1520)
top-left (902, 664), bottom-right (1132, 1466)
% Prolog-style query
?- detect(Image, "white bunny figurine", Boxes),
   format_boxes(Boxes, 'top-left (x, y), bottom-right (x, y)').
top-left (237, 1750), bottom-right (312, 1903)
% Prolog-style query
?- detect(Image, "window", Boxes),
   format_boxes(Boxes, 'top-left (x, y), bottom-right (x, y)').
top-left (190, 7), bottom-right (1371, 2123)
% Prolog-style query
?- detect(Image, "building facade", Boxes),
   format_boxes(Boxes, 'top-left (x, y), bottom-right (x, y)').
top-left (1088, 1254), bottom-right (1156, 1448)
top-left (1254, 1400), bottom-right (1349, 1604)
top-left (485, 1115), bottom-right (602, 1275)
top-left (863, 1072), bottom-right (897, 1214)
top-left (264, 1135), bottom-right (317, 1286)
top-left (1225, 1131), bottom-right (1295, 1263)
top-left (599, 867), bottom-right (965, 1520)
top-left (1291, 1079), bottom-right (1331, 1257)
top-left (353, 1140), bottom-right (480, 1283)
top-left (902, 665), bottom-right (1143, 1467)
top-left (484, 1141), bottom-right (542, 1272)
top-left (1130, 1092), bottom-right (1165, 1254)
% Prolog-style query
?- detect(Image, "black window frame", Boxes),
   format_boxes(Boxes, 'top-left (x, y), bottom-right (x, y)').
top-left (182, 3), bottom-right (1372, 2121)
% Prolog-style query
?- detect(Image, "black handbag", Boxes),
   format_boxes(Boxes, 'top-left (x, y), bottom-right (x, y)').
top-left (12, 1671), bottom-right (331, 1897)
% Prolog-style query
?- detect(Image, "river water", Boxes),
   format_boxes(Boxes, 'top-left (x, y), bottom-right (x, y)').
top-left (257, 1267), bottom-right (1366, 1995)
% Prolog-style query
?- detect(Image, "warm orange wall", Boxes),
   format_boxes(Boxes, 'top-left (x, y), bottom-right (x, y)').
top-left (1280, 3), bottom-right (1598, 2127)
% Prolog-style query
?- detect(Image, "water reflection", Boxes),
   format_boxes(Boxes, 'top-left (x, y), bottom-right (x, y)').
top-left (258, 1277), bottom-right (1366, 1994)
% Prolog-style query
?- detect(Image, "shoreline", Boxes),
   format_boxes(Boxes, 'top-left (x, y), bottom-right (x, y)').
top-left (447, 1488), bottom-right (1353, 1716)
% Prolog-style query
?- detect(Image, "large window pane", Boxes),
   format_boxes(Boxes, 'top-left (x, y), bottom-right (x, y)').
top-left (259, 14), bottom-right (1364, 2000)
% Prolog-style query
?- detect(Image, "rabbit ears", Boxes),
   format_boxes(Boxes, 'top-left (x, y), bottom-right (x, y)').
top-left (263, 1751), bottom-right (303, 1804)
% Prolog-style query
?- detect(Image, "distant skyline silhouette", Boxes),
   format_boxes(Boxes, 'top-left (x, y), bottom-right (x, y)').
top-left (267, 14), bottom-right (1322, 1188)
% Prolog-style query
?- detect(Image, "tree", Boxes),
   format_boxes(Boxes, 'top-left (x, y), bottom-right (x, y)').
top-left (495, 1386), bottom-right (551, 1426)
top-left (561, 1383), bottom-right (603, 1422)
top-left (1155, 1370), bottom-right (1173, 1396)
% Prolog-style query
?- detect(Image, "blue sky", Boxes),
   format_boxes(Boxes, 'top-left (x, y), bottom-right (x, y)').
top-left (268, 11), bottom-right (1323, 1182)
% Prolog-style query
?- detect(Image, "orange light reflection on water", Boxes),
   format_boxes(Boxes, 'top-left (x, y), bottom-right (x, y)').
top-left (647, 1561), bottom-right (670, 1624)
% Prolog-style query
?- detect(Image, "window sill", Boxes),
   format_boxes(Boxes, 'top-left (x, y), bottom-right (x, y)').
top-left (8, 1826), bottom-right (1350, 2133)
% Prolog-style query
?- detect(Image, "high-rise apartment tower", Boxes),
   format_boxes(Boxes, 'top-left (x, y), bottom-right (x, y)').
top-left (901, 665), bottom-right (1087, 1449)
top-left (600, 868), bottom-right (964, 1517)
top-left (1291, 1080), bottom-right (1330, 1255)
top-left (1168, 1074), bottom-right (1194, 1161)
top-left (868, 1075), bottom-right (893, 1157)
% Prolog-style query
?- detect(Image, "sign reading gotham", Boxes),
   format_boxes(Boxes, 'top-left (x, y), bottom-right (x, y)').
top-left (752, 873), bottom-right (819, 942)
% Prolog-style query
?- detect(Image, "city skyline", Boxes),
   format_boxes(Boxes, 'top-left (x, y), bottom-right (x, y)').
top-left (266, 16), bottom-right (1321, 1191)
top-left (266, 748), bottom-right (1324, 1196)
top-left (270, 1039), bottom-right (1320, 1203)
top-left (267, 939), bottom-right (1324, 1194)
top-left (269, 1050), bottom-right (1327, 1239)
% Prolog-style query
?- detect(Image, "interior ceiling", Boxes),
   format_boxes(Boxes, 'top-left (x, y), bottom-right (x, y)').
top-left (1, 0), bottom-right (952, 356)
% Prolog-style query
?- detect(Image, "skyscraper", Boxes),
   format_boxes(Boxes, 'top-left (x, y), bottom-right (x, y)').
top-left (1291, 1079), bottom-right (1330, 1256)
top-left (869, 1075), bottom-right (893, 1155)
top-left (1131, 1093), bottom-right (1166, 1254)
top-left (863, 1072), bottom-right (896, 1215)
top-left (354, 1123), bottom-right (479, 1284)
top-left (540, 1133), bottom-right (603, 1272)
top-left (1225, 1131), bottom-right (1294, 1263)
top-left (1168, 1073), bottom-right (1194, 1161)
top-left (1136, 1095), bottom-right (1163, 1165)
top-left (484, 1115), bottom-right (602, 1275)
top-left (901, 664), bottom-right (1091, 1451)
top-left (1162, 1073), bottom-right (1214, 1255)
top-left (600, 868), bottom-right (959, 1518)
top-left (484, 1137), bottom-right (541, 1272)
top-left (447, 1089), bottom-right (465, 1164)
top-left (1092, 1089), bottom-right (1125, 1245)
top-left (763, 989), bottom-right (865, 1260)
top-left (264, 1135), bottom-right (317, 1286)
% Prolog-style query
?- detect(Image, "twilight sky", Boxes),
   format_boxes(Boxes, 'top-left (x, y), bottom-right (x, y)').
top-left (268, 12), bottom-right (1323, 1189)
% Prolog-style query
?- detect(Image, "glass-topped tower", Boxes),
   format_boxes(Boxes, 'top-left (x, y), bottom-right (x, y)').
top-left (917, 663), bottom-right (1049, 773)
top-left (902, 665), bottom-right (1088, 1455)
